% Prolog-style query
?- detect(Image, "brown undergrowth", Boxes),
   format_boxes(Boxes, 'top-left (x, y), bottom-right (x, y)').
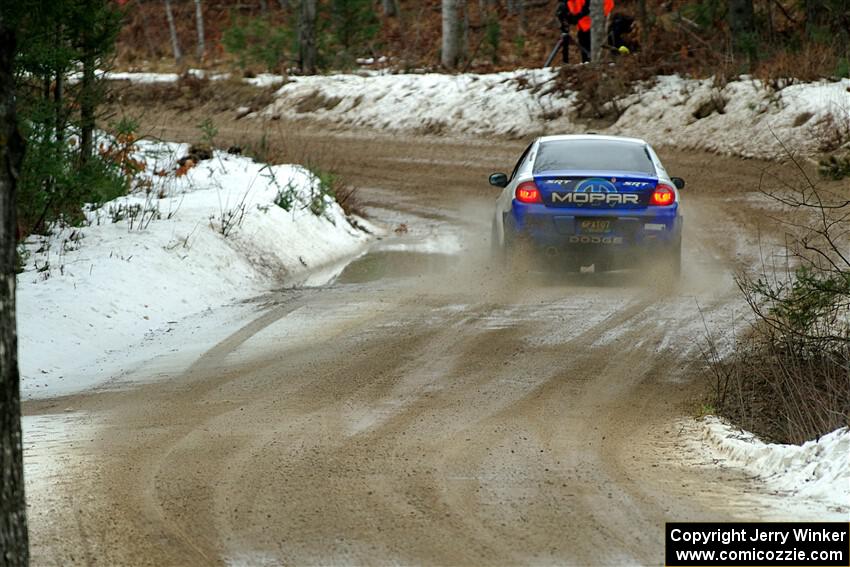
top-left (703, 153), bottom-right (850, 444)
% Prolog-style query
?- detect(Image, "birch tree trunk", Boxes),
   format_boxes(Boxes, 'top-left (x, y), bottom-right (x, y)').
top-left (164, 0), bottom-right (182, 64)
top-left (589, 0), bottom-right (604, 62)
top-left (441, 0), bottom-right (460, 69)
top-left (0, 14), bottom-right (29, 567)
top-left (259, 0), bottom-right (269, 13)
top-left (194, 0), bottom-right (205, 60)
top-left (299, 0), bottom-right (318, 73)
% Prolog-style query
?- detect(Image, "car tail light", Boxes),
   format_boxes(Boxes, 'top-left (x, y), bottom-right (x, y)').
top-left (649, 183), bottom-right (676, 206)
top-left (515, 181), bottom-right (542, 204)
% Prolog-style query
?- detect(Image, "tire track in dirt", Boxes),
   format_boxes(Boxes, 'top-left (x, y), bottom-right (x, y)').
top-left (24, 111), bottom-right (799, 565)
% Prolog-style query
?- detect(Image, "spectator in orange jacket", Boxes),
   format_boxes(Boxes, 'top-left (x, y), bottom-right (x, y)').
top-left (556, 0), bottom-right (614, 63)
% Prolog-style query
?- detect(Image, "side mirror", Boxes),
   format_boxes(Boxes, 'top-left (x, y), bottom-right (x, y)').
top-left (489, 172), bottom-right (509, 188)
top-left (671, 177), bottom-right (685, 190)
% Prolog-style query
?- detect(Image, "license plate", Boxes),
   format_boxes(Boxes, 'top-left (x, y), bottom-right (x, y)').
top-left (578, 219), bottom-right (613, 234)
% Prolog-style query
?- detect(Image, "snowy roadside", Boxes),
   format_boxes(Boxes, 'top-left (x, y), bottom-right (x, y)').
top-left (105, 68), bottom-right (850, 159)
top-left (689, 417), bottom-right (850, 519)
top-left (263, 70), bottom-right (570, 137)
top-left (18, 140), bottom-right (376, 400)
top-left (53, 69), bottom-right (849, 511)
top-left (262, 71), bottom-right (849, 159)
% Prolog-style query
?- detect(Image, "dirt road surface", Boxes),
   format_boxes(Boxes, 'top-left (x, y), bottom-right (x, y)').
top-left (25, 115), bottom-right (801, 566)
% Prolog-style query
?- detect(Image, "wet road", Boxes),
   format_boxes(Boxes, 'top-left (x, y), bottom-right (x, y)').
top-left (24, 118), bottom-right (790, 565)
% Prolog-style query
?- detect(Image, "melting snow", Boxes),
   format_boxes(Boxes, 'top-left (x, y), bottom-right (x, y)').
top-left (17, 140), bottom-right (374, 399)
top-left (697, 416), bottom-right (850, 519)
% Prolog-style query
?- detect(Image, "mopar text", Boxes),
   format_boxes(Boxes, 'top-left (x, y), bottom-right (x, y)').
top-left (552, 192), bottom-right (640, 205)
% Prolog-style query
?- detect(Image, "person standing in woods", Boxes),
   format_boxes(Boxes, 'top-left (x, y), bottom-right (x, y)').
top-left (555, 0), bottom-right (613, 63)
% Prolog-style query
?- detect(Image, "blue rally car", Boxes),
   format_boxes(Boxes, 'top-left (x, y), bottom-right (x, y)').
top-left (489, 134), bottom-right (684, 275)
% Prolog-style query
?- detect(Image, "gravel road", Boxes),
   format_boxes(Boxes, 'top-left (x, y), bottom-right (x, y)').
top-left (24, 116), bottom-right (796, 565)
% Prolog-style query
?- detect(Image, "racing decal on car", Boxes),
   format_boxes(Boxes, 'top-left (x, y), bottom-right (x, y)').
top-left (569, 235), bottom-right (624, 244)
top-left (549, 178), bottom-right (640, 206)
top-left (575, 178), bottom-right (618, 193)
top-left (552, 192), bottom-right (640, 205)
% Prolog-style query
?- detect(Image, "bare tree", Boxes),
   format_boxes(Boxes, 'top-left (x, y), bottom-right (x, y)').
top-left (299, 0), bottom-right (318, 73)
top-left (382, 0), bottom-right (397, 17)
top-left (460, 0), bottom-right (469, 59)
top-left (0, 11), bottom-right (29, 567)
top-left (135, 0), bottom-right (158, 57)
top-left (805, 0), bottom-right (827, 37)
top-left (79, 46), bottom-right (96, 165)
top-left (164, 0), bottom-right (182, 64)
top-left (516, 0), bottom-right (527, 33)
top-left (194, 0), bottom-right (205, 60)
top-left (441, 0), bottom-right (461, 69)
top-left (728, 0), bottom-right (755, 57)
top-left (637, 0), bottom-right (648, 47)
top-left (589, 0), bottom-right (604, 62)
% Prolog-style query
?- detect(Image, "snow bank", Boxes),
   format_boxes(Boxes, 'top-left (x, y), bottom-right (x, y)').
top-left (698, 416), bottom-right (850, 517)
top-left (99, 68), bottom-right (849, 157)
top-left (612, 75), bottom-right (850, 158)
top-left (262, 69), bottom-right (573, 137)
top-left (17, 141), bottom-right (373, 399)
top-left (262, 71), bottom-right (849, 158)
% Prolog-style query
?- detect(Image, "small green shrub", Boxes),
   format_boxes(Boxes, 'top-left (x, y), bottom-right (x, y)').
top-left (485, 17), bottom-right (501, 65)
top-left (197, 118), bottom-right (218, 146)
top-left (819, 154), bottom-right (850, 180)
top-left (222, 15), bottom-right (294, 72)
top-left (274, 181), bottom-right (299, 212)
top-left (835, 57), bottom-right (850, 79)
top-left (328, 0), bottom-right (379, 68)
top-left (310, 170), bottom-right (337, 216)
top-left (18, 129), bottom-right (130, 233)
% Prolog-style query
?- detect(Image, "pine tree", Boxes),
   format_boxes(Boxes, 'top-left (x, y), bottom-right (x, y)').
top-left (330, 0), bottom-right (378, 64)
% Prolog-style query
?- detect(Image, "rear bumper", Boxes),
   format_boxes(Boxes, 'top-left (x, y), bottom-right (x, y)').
top-left (506, 201), bottom-right (682, 250)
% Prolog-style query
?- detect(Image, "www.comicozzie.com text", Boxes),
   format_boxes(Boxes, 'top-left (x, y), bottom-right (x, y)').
top-left (670, 527), bottom-right (848, 546)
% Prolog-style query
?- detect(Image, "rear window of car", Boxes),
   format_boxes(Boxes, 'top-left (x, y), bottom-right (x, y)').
top-left (533, 140), bottom-right (656, 175)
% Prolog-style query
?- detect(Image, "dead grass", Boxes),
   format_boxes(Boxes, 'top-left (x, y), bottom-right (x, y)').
top-left (294, 91), bottom-right (343, 113)
top-left (706, 327), bottom-right (850, 444)
top-left (703, 151), bottom-right (850, 444)
top-left (753, 44), bottom-right (847, 86)
top-left (228, 121), bottom-right (367, 218)
top-left (105, 75), bottom-right (279, 114)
